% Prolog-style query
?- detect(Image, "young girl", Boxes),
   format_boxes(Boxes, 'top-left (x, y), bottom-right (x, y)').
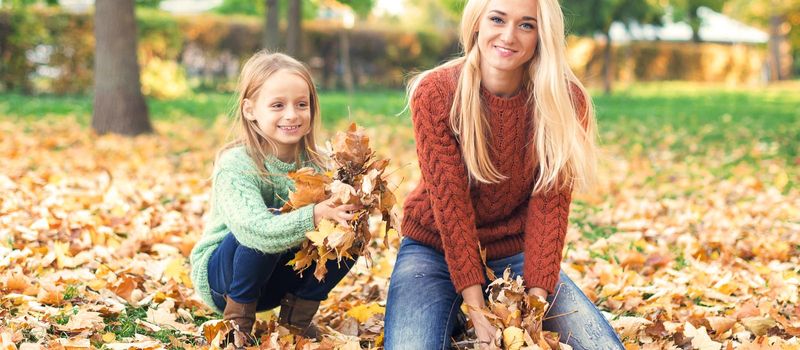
top-left (190, 52), bottom-right (358, 344)
top-left (384, 0), bottom-right (624, 349)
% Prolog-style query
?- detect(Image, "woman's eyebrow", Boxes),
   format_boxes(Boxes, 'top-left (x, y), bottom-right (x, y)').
top-left (488, 9), bottom-right (537, 22)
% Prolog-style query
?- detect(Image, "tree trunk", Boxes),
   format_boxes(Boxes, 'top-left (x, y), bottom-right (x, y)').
top-left (286, 0), bottom-right (302, 57)
top-left (340, 29), bottom-right (354, 93)
top-left (263, 0), bottom-right (279, 50)
top-left (92, 0), bottom-right (152, 136)
top-left (603, 31), bottom-right (613, 95)
top-left (768, 14), bottom-right (784, 81)
top-left (688, 9), bottom-right (701, 43)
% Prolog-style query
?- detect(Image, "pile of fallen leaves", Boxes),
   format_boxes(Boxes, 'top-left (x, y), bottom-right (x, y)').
top-left (0, 114), bottom-right (798, 349)
top-left (283, 123), bottom-right (399, 281)
top-left (463, 269), bottom-right (558, 350)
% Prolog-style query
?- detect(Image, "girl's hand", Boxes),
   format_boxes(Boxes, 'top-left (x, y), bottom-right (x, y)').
top-left (313, 197), bottom-right (361, 227)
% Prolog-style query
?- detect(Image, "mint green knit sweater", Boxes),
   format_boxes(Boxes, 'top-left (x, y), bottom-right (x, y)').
top-left (190, 146), bottom-right (316, 313)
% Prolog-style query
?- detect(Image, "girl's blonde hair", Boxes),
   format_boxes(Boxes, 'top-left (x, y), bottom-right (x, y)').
top-left (218, 51), bottom-right (326, 177)
top-left (407, 0), bottom-right (597, 193)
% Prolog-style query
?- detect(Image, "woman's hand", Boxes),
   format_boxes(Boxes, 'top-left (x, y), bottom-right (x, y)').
top-left (313, 197), bottom-right (360, 227)
top-left (527, 287), bottom-right (548, 301)
top-left (527, 287), bottom-right (549, 333)
top-left (469, 308), bottom-right (498, 349)
top-left (462, 285), bottom-right (498, 349)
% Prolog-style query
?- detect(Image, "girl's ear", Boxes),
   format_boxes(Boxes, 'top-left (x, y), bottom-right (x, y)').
top-left (243, 98), bottom-right (256, 121)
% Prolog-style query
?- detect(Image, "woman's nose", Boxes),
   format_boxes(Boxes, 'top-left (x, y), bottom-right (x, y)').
top-left (500, 25), bottom-right (515, 44)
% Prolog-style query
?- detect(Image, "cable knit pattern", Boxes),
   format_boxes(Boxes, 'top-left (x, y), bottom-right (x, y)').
top-left (190, 146), bottom-right (316, 312)
top-left (402, 65), bottom-right (583, 293)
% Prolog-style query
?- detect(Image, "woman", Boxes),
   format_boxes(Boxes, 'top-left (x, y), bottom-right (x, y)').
top-left (384, 0), bottom-right (624, 349)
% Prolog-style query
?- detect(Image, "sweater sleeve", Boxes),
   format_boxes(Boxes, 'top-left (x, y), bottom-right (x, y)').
top-left (213, 169), bottom-right (315, 253)
top-left (411, 76), bottom-right (486, 292)
top-left (523, 82), bottom-right (589, 293)
top-left (523, 185), bottom-right (572, 293)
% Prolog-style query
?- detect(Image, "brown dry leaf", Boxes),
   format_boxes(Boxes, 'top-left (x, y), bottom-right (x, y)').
top-left (706, 316), bottom-right (737, 335)
top-left (55, 310), bottom-right (103, 332)
top-left (282, 167), bottom-right (331, 212)
top-left (740, 317), bottom-right (777, 336)
top-left (331, 123), bottom-right (371, 166)
top-left (769, 308), bottom-right (800, 336)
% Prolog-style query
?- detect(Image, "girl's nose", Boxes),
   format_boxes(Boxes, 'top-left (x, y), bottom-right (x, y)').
top-left (284, 106), bottom-right (298, 119)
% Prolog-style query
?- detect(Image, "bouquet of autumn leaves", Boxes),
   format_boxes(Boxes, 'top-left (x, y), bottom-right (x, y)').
top-left (281, 123), bottom-right (398, 281)
top-left (464, 267), bottom-right (565, 350)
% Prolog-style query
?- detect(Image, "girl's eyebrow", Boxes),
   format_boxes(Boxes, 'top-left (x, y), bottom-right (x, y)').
top-left (488, 9), bottom-right (537, 22)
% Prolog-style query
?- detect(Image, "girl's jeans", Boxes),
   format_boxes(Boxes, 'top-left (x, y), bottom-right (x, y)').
top-left (384, 237), bottom-right (624, 350)
top-left (207, 232), bottom-right (355, 311)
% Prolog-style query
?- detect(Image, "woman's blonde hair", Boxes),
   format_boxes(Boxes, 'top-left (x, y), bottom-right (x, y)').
top-left (407, 0), bottom-right (597, 193)
top-left (218, 51), bottom-right (326, 177)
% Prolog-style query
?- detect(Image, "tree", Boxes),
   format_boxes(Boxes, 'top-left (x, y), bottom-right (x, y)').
top-left (264, 0), bottom-right (279, 50)
top-left (286, 0), bottom-right (302, 57)
top-left (566, 0), bottom-right (663, 94)
top-left (727, 0), bottom-right (800, 80)
top-left (92, 0), bottom-right (152, 135)
top-left (670, 0), bottom-right (727, 42)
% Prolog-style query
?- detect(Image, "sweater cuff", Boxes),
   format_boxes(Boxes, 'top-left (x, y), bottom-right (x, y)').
top-left (452, 266), bottom-right (488, 293)
top-left (296, 204), bottom-right (316, 233)
top-left (525, 268), bottom-right (560, 294)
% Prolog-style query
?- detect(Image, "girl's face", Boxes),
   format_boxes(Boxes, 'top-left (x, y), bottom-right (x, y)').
top-left (243, 69), bottom-right (312, 160)
top-left (476, 0), bottom-right (539, 77)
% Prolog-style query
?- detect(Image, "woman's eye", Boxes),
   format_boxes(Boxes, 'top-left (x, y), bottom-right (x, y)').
top-left (521, 23), bottom-right (535, 30)
top-left (490, 16), bottom-right (504, 24)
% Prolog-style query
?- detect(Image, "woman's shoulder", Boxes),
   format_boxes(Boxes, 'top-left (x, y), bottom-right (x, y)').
top-left (412, 64), bottom-right (461, 112)
top-left (417, 64), bottom-right (461, 92)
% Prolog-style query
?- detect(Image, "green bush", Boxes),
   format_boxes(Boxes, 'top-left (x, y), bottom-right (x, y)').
top-left (0, 6), bottom-right (47, 93)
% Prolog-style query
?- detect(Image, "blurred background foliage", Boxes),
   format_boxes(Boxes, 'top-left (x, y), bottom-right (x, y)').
top-left (0, 0), bottom-right (798, 99)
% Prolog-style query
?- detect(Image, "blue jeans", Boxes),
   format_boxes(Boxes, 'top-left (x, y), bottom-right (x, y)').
top-left (384, 237), bottom-right (624, 350)
top-left (207, 233), bottom-right (355, 311)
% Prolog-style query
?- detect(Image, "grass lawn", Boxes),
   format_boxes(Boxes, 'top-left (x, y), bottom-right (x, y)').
top-left (1, 81), bottom-right (798, 160)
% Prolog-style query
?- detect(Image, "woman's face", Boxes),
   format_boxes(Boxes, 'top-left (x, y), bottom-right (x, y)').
top-left (476, 0), bottom-right (539, 77)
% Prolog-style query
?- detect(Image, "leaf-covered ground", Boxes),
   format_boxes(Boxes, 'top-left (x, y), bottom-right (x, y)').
top-left (0, 113), bottom-right (798, 349)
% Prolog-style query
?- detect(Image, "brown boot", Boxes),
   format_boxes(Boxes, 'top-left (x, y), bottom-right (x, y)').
top-left (278, 293), bottom-right (322, 340)
top-left (223, 295), bottom-right (257, 347)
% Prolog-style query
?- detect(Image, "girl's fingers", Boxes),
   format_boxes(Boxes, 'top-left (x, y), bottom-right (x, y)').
top-left (339, 204), bottom-right (361, 211)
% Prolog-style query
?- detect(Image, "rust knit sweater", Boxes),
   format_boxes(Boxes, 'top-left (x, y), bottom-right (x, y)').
top-left (402, 65), bottom-right (582, 294)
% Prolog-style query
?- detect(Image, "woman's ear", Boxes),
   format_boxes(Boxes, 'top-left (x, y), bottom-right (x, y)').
top-left (243, 98), bottom-right (256, 121)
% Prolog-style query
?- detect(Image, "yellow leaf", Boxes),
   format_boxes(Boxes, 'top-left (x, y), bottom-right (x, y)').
top-left (502, 326), bottom-right (525, 350)
top-left (774, 170), bottom-right (788, 190)
top-left (346, 302), bottom-right (385, 323)
top-left (307, 219), bottom-right (335, 245)
top-left (164, 257), bottom-right (192, 287)
top-left (101, 332), bottom-right (116, 343)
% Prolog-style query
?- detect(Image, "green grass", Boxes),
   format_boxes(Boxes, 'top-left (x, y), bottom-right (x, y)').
top-left (1, 81), bottom-right (798, 159)
top-left (0, 89), bottom-right (410, 126)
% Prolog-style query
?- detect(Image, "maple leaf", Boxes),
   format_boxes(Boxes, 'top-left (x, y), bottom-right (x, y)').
top-left (331, 123), bottom-right (372, 166)
top-left (281, 167), bottom-right (331, 212)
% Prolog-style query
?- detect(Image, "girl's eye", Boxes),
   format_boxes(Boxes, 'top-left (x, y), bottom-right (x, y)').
top-left (490, 16), bottom-right (504, 24)
top-left (298, 102), bottom-right (309, 108)
top-left (271, 103), bottom-right (284, 109)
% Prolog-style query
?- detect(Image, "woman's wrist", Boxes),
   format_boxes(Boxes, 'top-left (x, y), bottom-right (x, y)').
top-left (461, 284), bottom-right (486, 308)
top-left (527, 287), bottom-right (548, 300)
